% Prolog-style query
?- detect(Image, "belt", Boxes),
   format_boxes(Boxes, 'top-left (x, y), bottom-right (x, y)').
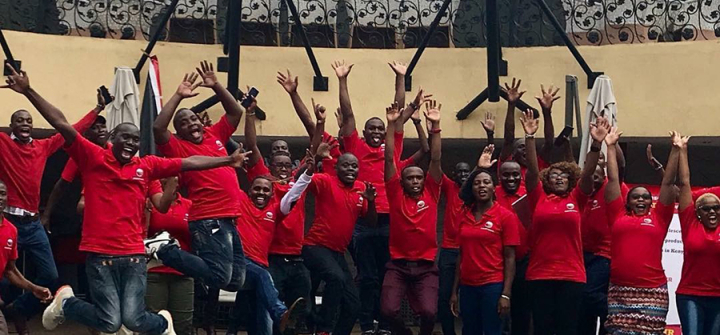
top-left (6, 213), bottom-right (37, 224)
top-left (270, 255), bottom-right (303, 263)
top-left (393, 259), bottom-right (434, 267)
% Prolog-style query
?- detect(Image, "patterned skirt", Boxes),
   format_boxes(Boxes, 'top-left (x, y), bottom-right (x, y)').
top-left (605, 284), bottom-right (669, 335)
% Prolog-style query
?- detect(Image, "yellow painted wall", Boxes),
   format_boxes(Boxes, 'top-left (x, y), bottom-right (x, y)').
top-left (2, 30), bottom-right (719, 138)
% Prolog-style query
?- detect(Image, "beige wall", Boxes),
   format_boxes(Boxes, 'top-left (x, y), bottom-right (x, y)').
top-left (2, 30), bottom-right (719, 139)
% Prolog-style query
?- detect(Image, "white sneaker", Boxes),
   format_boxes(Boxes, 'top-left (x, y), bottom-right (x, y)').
top-left (144, 231), bottom-right (178, 259)
top-left (42, 285), bottom-right (75, 330)
top-left (159, 310), bottom-right (176, 335)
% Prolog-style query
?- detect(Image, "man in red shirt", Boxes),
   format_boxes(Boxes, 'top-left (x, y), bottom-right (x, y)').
top-left (0, 85), bottom-right (104, 332)
top-left (151, 61), bottom-right (247, 292)
top-left (0, 179), bottom-right (53, 334)
top-left (2, 66), bottom-right (249, 335)
top-left (380, 100), bottom-right (443, 335)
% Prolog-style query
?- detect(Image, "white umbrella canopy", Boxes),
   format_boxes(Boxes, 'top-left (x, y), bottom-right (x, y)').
top-left (579, 75), bottom-right (617, 167)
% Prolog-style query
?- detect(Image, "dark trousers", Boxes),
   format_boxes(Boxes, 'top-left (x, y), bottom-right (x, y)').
top-left (63, 254), bottom-right (168, 334)
top-left (302, 245), bottom-right (359, 335)
top-left (529, 280), bottom-right (584, 335)
top-left (380, 260), bottom-right (439, 335)
top-left (158, 218), bottom-right (245, 291)
top-left (145, 273), bottom-right (195, 335)
top-left (5, 214), bottom-right (59, 317)
top-left (579, 253), bottom-right (610, 335)
top-left (511, 257), bottom-right (532, 335)
top-left (459, 282), bottom-right (504, 335)
top-left (438, 248), bottom-right (459, 335)
top-left (268, 255), bottom-right (311, 335)
top-left (353, 215), bottom-right (390, 332)
top-left (230, 260), bottom-right (288, 335)
top-left (677, 294), bottom-right (720, 335)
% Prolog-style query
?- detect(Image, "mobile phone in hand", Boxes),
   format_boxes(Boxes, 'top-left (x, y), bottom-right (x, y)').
top-left (99, 85), bottom-right (114, 105)
top-left (241, 87), bottom-right (259, 108)
top-left (3, 60), bottom-right (21, 76)
top-left (554, 125), bottom-right (574, 146)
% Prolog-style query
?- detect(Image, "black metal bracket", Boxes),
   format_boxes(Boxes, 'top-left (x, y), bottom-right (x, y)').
top-left (284, 0), bottom-right (328, 91)
top-left (0, 29), bottom-right (21, 74)
top-left (404, 0), bottom-right (452, 92)
top-left (133, 0), bottom-right (180, 83)
top-left (457, 85), bottom-right (538, 120)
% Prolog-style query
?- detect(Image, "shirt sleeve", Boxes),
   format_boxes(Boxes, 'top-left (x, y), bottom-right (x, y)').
top-left (571, 186), bottom-right (590, 212)
top-left (246, 159), bottom-right (271, 182)
top-left (385, 173), bottom-right (402, 206)
top-left (60, 158), bottom-right (80, 183)
top-left (208, 115), bottom-right (236, 143)
top-left (425, 172), bottom-right (443, 201)
top-left (678, 205), bottom-right (696, 235)
top-left (148, 180), bottom-right (163, 197)
top-left (280, 172), bottom-right (312, 215)
top-left (10, 227), bottom-right (18, 261)
top-left (144, 156), bottom-right (183, 181)
top-left (441, 174), bottom-right (453, 196)
top-left (64, 136), bottom-right (103, 170)
top-left (341, 129), bottom-right (362, 155)
top-left (526, 186), bottom-right (544, 215)
top-left (44, 109), bottom-right (100, 154)
top-left (157, 135), bottom-right (180, 158)
top-left (605, 197), bottom-right (625, 228)
top-left (502, 210), bottom-right (522, 246)
top-left (653, 201), bottom-right (676, 231)
top-left (308, 172), bottom-right (329, 196)
top-left (394, 131), bottom-right (404, 162)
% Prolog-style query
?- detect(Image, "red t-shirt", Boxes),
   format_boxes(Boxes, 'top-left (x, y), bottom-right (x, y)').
top-left (457, 203), bottom-right (521, 286)
top-left (67, 136), bottom-right (182, 255)
top-left (606, 197), bottom-right (674, 287)
top-left (157, 115), bottom-right (242, 221)
top-left (246, 160), bottom-right (306, 256)
top-left (581, 181), bottom-right (630, 259)
top-left (440, 175), bottom-right (463, 249)
top-left (0, 218), bottom-right (19, 280)
top-left (304, 173), bottom-right (368, 252)
top-left (342, 129), bottom-right (403, 214)
top-left (526, 186), bottom-right (588, 283)
top-left (236, 192), bottom-right (284, 267)
top-left (0, 110), bottom-right (98, 213)
top-left (386, 173), bottom-right (441, 261)
top-left (62, 143), bottom-right (113, 183)
top-left (147, 182), bottom-right (193, 276)
top-left (676, 206), bottom-right (720, 296)
top-left (495, 185), bottom-right (528, 260)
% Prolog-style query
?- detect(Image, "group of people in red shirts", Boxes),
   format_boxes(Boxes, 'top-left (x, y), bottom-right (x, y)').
top-left (0, 57), bottom-right (718, 335)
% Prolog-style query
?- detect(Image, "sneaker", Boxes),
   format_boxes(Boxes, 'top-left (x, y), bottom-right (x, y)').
top-left (279, 297), bottom-right (307, 332)
top-left (144, 231), bottom-right (178, 258)
top-left (42, 285), bottom-right (75, 330)
top-left (361, 331), bottom-right (375, 335)
top-left (159, 310), bottom-right (176, 335)
top-left (377, 330), bottom-right (391, 335)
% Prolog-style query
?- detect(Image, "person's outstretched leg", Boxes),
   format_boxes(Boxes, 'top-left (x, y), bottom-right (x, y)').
top-left (438, 248), bottom-right (459, 335)
top-left (118, 256), bottom-right (169, 334)
top-left (333, 254), bottom-right (360, 335)
top-left (302, 246), bottom-right (347, 334)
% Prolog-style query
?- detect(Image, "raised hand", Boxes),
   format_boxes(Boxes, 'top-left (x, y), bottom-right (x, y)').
top-left (386, 101), bottom-right (401, 123)
top-left (95, 88), bottom-right (110, 110)
top-left (646, 144), bottom-right (663, 170)
top-left (670, 131), bottom-right (688, 149)
top-left (360, 182), bottom-right (377, 202)
top-left (229, 143), bottom-right (252, 168)
top-left (503, 77), bottom-right (525, 104)
top-left (477, 144), bottom-right (498, 168)
top-left (276, 69), bottom-right (298, 93)
top-left (331, 60), bottom-right (354, 79)
top-left (1, 63), bottom-right (30, 94)
top-left (412, 87), bottom-right (433, 107)
top-left (242, 88), bottom-right (258, 114)
top-left (200, 112), bottom-right (213, 127)
top-left (196, 60), bottom-right (219, 88)
top-left (519, 109), bottom-right (538, 135)
top-left (316, 142), bottom-right (338, 160)
top-left (176, 72), bottom-right (201, 98)
top-left (590, 115), bottom-right (610, 142)
top-left (305, 149), bottom-right (316, 174)
top-left (424, 100), bottom-right (441, 124)
top-left (388, 61), bottom-right (408, 76)
top-left (481, 112), bottom-right (495, 133)
top-left (535, 84), bottom-right (561, 111)
top-left (312, 98), bottom-right (326, 121)
top-left (605, 126), bottom-right (623, 146)
top-left (680, 135), bottom-right (690, 149)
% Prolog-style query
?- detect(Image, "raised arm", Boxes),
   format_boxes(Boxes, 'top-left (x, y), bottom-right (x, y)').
top-left (579, 117), bottom-right (610, 195)
top-left (604, 127), bottom-right (623, 203)
top-left (481, 112), bottom-right (496, 145)
top-left (398, 88), bottom-right (432, 126)
top-left (332, 60), bottom-right (356, 137)
top-left (181, 147), bottom-right (251, 171)
top-left (405, 109), bottom-right (430, 164)
top-left (676, 133), bottom-right (692, 211)
top-left (646, 144), bottom-right (666, 180)
top-left (243, 97), bottom-right (263, 167)
top-left (2, 65), bottom-right (77, 144)
top-left (198, 61), bottom-right (243, 128)
top-left (384, 102), bottom-right (402, 182)
top-left (277, 69), bottom-right (316, 137)
top-left (519, 110), bottom-right (539, 193)
top-left (659, 131), bottom-right (681, 206)
top-left (361, 182), bottom-right (378, 227)
top-left (310, 99), bottom-right (327, 155)
top-left (425, 100), bottom-right (443, 182)
top-left (154, 72), bottom-right (201, 145)
top-left (389, 61), bottom-right (407, 109)
top-left (535, 84), bottom-right (561, 161)
top-left (281, 152), bottom-right (315, 214)
top-left (501, 78), bottom-right (525, 160)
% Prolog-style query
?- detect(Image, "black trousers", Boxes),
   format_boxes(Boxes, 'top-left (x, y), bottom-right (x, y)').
top-left (511, 257), bottom-right (532, 335)
top-left (268, 254), bottom-right (312, 335)
top-left (579, 253), bottom-right (610, 335)
top-left (530, 280), bottom-right (584, 335)
top-left (353, 215), bottom-right (391, 332)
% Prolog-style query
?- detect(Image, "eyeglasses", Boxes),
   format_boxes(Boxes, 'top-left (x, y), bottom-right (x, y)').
top-left (549, 172), bottom-right (570, 179)
top-left (631, 194), bottom-right (652, 200)
top-left (271, 163), bottom-right (293, 169)
top-left (698, 205), bottom-right (720, 213)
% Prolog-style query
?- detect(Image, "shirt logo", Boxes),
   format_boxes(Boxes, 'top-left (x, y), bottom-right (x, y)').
top-left (566, 203), bottom-right (575, 210)
top-left (136, 169), bottom-right (144, 178)
top-left (357, 196), bottom-right (364, 207)
top-left (5, 238), bottom-right (12, 250)
top-left (381, 143), bottom-right (386, 151)
top-left (266, 212), bottom-right (273, 219)
top-left (641, 218), bottom-right (654, 226)
top-left (484, 221), bottom-right (494, 229)
top-left (416, 200), bottom-right (429, 213)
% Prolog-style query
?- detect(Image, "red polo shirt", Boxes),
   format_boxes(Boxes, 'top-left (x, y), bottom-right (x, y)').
top-left (526, 186), bottom-right (588, 283)
top-left (342, 129), bottom-right (403, 214)
top-left (677, 205), bottom-right (720, 297)
top-left (236, 191), bottom-right (284, 267)
top-left (458, 202), bottom-right (520, 286)
top-left (67, 136), bottom-right (182, 255)
top-left (157, 115), bottom-right (242, 221)
top-left (440, 175), bottom-right (463, 249)
top-left (62, 143), bottom-right (113, 183)
top-left (304, 173), bottom-right (368, 252)
top-left (606, 197), bottom-right (674, 287)
top-left (581, 181), bottom-right (630, 259)
top-left (386, 173), bottom-right (441, 261)
top-left (147, 182), bottom-right (193, 276)
top-left (0, 218), bottom-right (18, 280)
top-left (0, 110), bottom-right (98, 213)
top-left (495, 185), bottom-right (528, 260)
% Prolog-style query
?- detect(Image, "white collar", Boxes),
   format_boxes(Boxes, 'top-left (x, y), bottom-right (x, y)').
top-left (10, 132), bottom-right (32, 143)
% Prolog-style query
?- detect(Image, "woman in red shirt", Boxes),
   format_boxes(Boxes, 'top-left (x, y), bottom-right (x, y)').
top-left (675, 134), bottom-right (720, 334)
top-left (450, 145), bottom-right (520, 335)
top-left (603, 129), bottom-right (679, 334)
top-left (520, 110), bottom-right (608, 335)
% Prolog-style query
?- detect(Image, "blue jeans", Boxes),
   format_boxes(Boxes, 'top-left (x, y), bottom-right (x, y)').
top-left (580, 252), bottom-right (610, 335)
top-left (5, 214), bottom-right (59, 317)
top-left (459, 282), bottom-right (503, 335)
top-left (677, 294), bottom-right (720, 335)
top-left (353, 215), bottom-right (390, 332)
top-left (438, 248), bottom-right (459, 335)
top-left (230, 260), bottom-right (288, 335)
top-left (157, 218), bottom-right (245, 291)
top-left (63, 254), bottom-right (168, 334)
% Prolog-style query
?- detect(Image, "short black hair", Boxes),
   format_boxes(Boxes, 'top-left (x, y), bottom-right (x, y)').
top-left (458, 169), bottom-right (496, 206)
top-left (364, 117), bottom-right (385, 129)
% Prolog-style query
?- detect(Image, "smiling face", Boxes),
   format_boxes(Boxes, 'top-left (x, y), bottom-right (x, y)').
top-left (110, 123), bottom-right (141, 165)
top-left (174, 109), bottom-right (205, 144)
top-left (627, 187), bottom-right (652, 216)
top-left (271, 140), bottom-right (290, 156)
top-left (472, 172), bottom-right (495, 203)
top-left (499, 161), bottom-right (522, 194)
top-left (547, 168), bottom-right (571, 195)
top-left (250, 177), bottom-right (273, 209)
top-left (269, 154), bottom-right (293, 180)
top-left (363, 118), bottom-right (386, 148)
top-left (336, 153), bottom-right (359, 186)
top-left (10, 110), bottom-right (33, 143)
top-left (401, 166), bottom-right (425, 197)
top-left (453, 162), bottom-right (471, 186)
top-left (696, 195), bottom-right (720, 230)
